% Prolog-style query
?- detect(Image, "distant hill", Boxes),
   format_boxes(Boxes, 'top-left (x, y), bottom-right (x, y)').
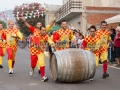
top-left (0, 10), bottom-right (15, 25)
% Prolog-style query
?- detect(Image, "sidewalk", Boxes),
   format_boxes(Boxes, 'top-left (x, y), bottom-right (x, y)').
top-left (99, 60), bottom-right (118, 66)
top-left (108, 61), bottom-right (118, 66)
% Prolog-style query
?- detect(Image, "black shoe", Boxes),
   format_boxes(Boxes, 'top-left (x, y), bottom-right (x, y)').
top-left (99, 60), bottom-right (102, 64)
top-left (102, 73), bottom-right (109, 79)
top-left (38, 70), bottom-right (40, 74)
top-left (9, 72), bottom-right (13, 74)
top-left (102, 73), bottom-right (106, 79)
top-left (0, 65), bottom-right (3, 68)
top-left (105, 73), bottom-right (109, 77)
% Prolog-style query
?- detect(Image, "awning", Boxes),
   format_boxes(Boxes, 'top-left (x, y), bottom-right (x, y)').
top-left (105, 14), bottom-right (120, 24)
top-left (50, 25), bottom-right (61, 32)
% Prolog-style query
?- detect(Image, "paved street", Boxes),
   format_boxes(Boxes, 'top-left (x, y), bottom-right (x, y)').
top-left (0, 48), bottom-right (120, 90)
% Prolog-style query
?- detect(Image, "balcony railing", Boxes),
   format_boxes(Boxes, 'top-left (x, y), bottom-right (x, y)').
top-left (56, 0), bottom-right (82, 20)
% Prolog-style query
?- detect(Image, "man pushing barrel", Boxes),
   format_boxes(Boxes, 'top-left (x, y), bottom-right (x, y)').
top-left (82, 21), bottom-right (111, 79)
top-left (82, 25), bottom-right (100, 81)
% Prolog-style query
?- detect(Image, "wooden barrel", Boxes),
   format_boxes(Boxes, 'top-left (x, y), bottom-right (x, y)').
top-left (50, 48), bottom-right (96, 83)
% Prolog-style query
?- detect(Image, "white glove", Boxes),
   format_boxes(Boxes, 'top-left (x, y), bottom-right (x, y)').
top-left (3, 40), bottom-right (6, 44)
top-left (12, 33), bottom-right (17, 37)
top-left (44, 51), bottom-right (50, 58)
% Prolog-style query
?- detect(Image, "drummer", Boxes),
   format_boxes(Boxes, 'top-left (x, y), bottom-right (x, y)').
top-left (53, 20), bottom-right (75, 50)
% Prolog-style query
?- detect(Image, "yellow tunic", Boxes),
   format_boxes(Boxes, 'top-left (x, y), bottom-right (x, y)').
top-left (4, 28), bottom-right (23, 51)
top-left (54, 28), bottom-right (74, 50)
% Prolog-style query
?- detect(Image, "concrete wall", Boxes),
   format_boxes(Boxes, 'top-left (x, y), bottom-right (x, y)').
top-left (80, 12), bottom-right (87, 34)
top-left (66, 14), bottom-right (81, 30)
top-left (63, 0), bottom-right (69, 5)
top-left (45, 12), bottom-right (56, 25)
top-left (45, 4), bottom-right (62, 25)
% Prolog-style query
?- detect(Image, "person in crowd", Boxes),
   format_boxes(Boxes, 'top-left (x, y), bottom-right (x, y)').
top-left (48, 32), bottom-right (53, 55)
top-left (69, 24), bottom-right (75, 30)
top-left (71, 30), bottom-right (78, 48)
top-left (114, 26), bottom-right (120, 67)
top-left (77, 33), bottom-right (84, 48)
top-left (85, 28), bottom-right (90, 37)
top-left (108, 29), bottom-right (115, 62)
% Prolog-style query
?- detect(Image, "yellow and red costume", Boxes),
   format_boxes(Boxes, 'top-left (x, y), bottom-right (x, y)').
top-left (29, 25), bottom-right (53, 71)
top-left (82, 35), bottom-right (100, 67)
top-left (96, 29), bottom-right (111, 74)
top-left (53, 28), bottom-right (74, 50)
top-left (3, 28), bottom-right (23, 70)
top-left (96, 29), bottom-right (111, 62)
top-left (29, 26), bottom-right (54, 78)
top-left (0, 30), bottom-right (6, 66)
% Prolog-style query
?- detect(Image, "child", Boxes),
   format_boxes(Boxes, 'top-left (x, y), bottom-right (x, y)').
top-left (77, 33), bottom-right (84, 48)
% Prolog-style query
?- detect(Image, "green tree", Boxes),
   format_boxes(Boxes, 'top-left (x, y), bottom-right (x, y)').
top-left (13, 3), bottom-right (45, 36)
top-left (0, 20), bottom-right (7, 29)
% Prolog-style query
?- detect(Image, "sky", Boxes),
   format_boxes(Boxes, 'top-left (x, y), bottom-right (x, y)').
top-left (0, 0), bottom-right (62, 11)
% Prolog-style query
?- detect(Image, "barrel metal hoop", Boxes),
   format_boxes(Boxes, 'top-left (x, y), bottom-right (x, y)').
top-left (56, 50), bottom-right (64, 81)
top-left (87, 51), bottom-right (93, 79)
top-left (87, 51), bottom-right (91, 80)
top-left (69, 49), bottom-right (72, 82)
top-left (88, 51), bottom-right (96, 79)
top-left (66, 49), bottom-right (72, 82)
top-left (53, 51), bottom-right (61, 81)
top-left (80, 49), bottom-right (87, 81)
top-left (63, 50), bottom-right (69, 82)
top-left (51, 53), bottom-right (59, 81)
top-left (84, 50), bottom-right (90, 80)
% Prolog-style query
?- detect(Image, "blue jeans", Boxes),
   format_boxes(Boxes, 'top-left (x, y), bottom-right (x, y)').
top-left (108, 48), bottom-right (115, 61)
